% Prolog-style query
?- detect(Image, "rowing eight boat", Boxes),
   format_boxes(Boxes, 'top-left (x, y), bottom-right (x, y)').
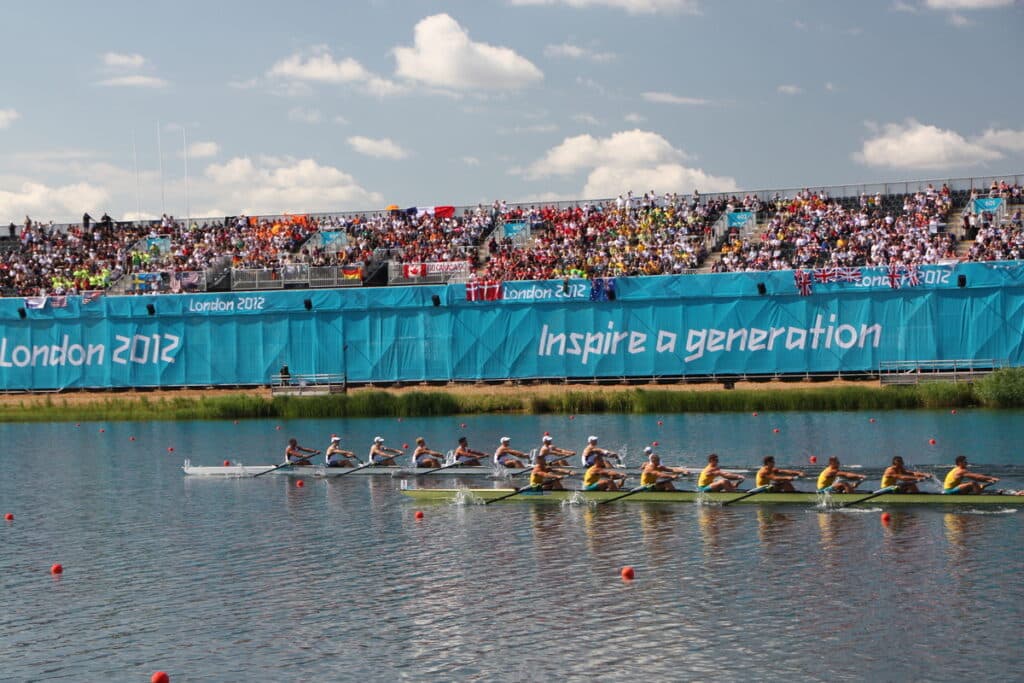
top-left (400, 488), bottom-right (1024, 506)
top-left (181, 460), bottom-right (528, 478)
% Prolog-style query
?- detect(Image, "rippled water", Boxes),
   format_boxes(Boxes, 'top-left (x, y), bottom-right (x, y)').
top-left (1, 412), bottom-right (1022, 681)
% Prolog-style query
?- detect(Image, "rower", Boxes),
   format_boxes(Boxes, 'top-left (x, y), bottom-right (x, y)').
top-left (581, 435), bottom-right (618, 468)
top-left (755, 456), bottom-right (804, 492)
top-left (412, 437), bottom-right (444, 469)
top-left (639, 450), bottom-right (690, 491)
top-left (325, 434), bottom-right (356, 468)
top-left (538, 435), bottom-right (575, 467)
top-left (815, 456), bottom-right (866, 494)
top-left (285, 438), bottom-right (319, 466)
top-left (942, 455), bottom-right (998, 494)
top-left (453, 436), bottom-right (487, 466)
top-left (881, 456), bottom-right (930, 493)
top-left (582, 453), bottom-right (626, 491)
top-left (530, 453), bottom-right (573, 491)
top-left (697, 452), bottom-right (744, 492)
top-left (368, 436), bottom-right (403, 466)
top-left (493, 436), bottom-right (528, 469)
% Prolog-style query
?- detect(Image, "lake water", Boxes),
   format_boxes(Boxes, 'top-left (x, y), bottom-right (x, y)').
top-left (1, 410), bottom-right (1022, 682)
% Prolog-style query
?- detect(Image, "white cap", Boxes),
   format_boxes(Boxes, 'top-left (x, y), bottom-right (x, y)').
top-left (500, 436), bottom-right (511, 443)
top-left (588, 435), bottom-right (598, 442)
top-left (643, 446), bottom-right (653, 454)
top-left (374, 436), bottom-right (384, 443)
top-left (331, 435), bottom-right (341, 442)
top-left (542, 435), bottom-right (553, 442)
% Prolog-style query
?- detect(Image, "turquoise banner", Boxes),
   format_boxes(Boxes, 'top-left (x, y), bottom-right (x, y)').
top-left (1, 262), bottom-right (1022, 389)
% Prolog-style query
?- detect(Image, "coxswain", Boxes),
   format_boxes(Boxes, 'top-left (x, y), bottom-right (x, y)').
top-left (815, 456), bottom-right (866, 494)
top-left (942, 455), bottom-right (998, 494)
top-left (453, 436), bottom-right (487, 466)
top-left (368, 436), bottom-right (403, 466)
top-left (325, 434), bottom-right (357, 468)
top-left (581, 435), bottom-right (618, 468)
top-left (412, 437), bottom-right (444, 468)
top-left (530, 453), bottom-right (572, 491)
top-left (538, 435), bottom-right (575, 467)
top-left (285, 438), bottom-right (319, 467)
top-left (880, 456), bottom-right (930, 493)
top-left (755, 456), bottom-right (804, 492)
top-left (639, 449), bottom-right (690, 492)
top-left (582, 453), bottom-right (626, 491)
top-left (494, 436), bottom-right (529, 469)
top-left (697, 453), bottom-right (744, 492)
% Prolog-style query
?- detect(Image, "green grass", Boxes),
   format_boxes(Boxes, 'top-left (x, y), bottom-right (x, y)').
top-left (2, 377), bottom-right (1023, 423)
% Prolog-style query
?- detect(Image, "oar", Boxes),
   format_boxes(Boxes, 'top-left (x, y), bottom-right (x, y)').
top-left (420, 460), bottom-right (474, 475)
top-left (332, 460), bottom-right (380, 478)
top-left (721, 484), bottom-right (771, 506)
top-left (836, 485), bottom-right (898, 509)
top-left (484, 485), bottom-right (540, 504)
top-left (253, 451), bottom-right (319, 478)
top-left (599, 484), bottom-right (654, 505)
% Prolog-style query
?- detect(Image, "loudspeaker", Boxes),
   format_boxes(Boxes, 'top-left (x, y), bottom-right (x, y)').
top-left (957, 275), bottom-right (967, 288)
top-left (304, 298), bottom-right (313, 311)
top-left (431, 294), bottom-right (441, 307)
top-left (17, 307), bottom-right (26, 319)
top-left (607, 289), bottom-right (616, 301)
top-left (757, 282), bottom-right (767, 295)
top-left (146, 303), bottom-right (156, 316)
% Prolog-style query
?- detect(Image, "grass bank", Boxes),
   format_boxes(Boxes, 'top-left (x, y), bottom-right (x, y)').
top-left (1, 369), bottom-right (1022, 422)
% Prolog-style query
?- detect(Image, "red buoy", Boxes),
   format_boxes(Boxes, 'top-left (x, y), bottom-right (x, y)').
top-left (129, 436), bottom-right (136, 441)
top-left (402, 443), bottom-right (409, 449)
top-left (275, 425), bottom-right (282, 431)
top-left (460, 423), bottom-right (466, 429)
top-left (167, 447), bottom-right (175, 453)
top-left (773, 428), bottom-right (780, 434)
top-left (4, 513), bottom-right (13, 521)
top-left (951, 409), bottom-right (957, 415)
top-left (75, 423), bottom-right (80, 427)
top-left (809, 455), bottom-right (817, 464)
top-left (397, 417), bottom-right (403, 422)
top-left (620, 566), bottom-right (635, 581)
top-left (151, 672), bottom-right (170, 683)
top-left (652, 441), bottom-right (659, 447)
top-left (296, 480), bottom-right (304, 488)
top-left (569, 415), bottom-right (575, 420)
top-left (223, 460), bottom-right (231, 467)
top-left (233, 420), bottom-right (239, 424)
top-left (881, 512), bottom-right (892, 524)
top-left (99, 428), bottom-right (105, 433)
top-left (657, 420), bottom-right (663, 426)
top-left (50, 563), bottom-right (63, 575)
top-left (415, 510), bottom-right (424, 520)
top-left (752, 412), bottom-right (758, 417)
top-left (869, 418), bottom-right (876, 423)
top-left (928, 438), bottom-right (936, 446)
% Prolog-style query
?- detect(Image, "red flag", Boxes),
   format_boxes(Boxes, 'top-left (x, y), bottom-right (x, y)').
top-left (403, 264), bottom-right (425, 278)
top-left (465, 280), bottom-right (479, 301)
top-left (434, 206), bottom-right (455, 219)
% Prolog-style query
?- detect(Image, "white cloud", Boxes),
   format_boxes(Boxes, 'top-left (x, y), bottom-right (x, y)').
top-left (287, 107), bottom-right (323, 124)
top-left (925, 0), bottom-right (1013, 8)
top-left (102, 52), bottom-right (146, 69)
top-left (184, 141), bottom-right (219, 159)
top-left (203, 156), bottom-right (383, 214)
top-left (624, 112), bottom-right (645, 123)
top-left (509, 0), bottom-right (700, 14)
top-left (572, 113), bottom-right (600, 126)
top-left (947, 12), bottom-right (972, 25)
top-left (462, 156), bottom-right (481, 166)
top-left (525, 129), bottom-right (736, 197)
top-left (0, 108), bottom-right (19, 129)
top-left (347, 136), bottom-right (409, 160)
top-left (777, 84), bottom-right (803, 95)
top-left (333, 115), bottom-right (350, 125)
top-left (543, 43), bottom-right (616, 62)
top-left (497, 123), bottom-right (559, 135)
top-left (976, 128), bottom-right (1024, 152)
top-left (891, 1), bottom-right (919, 11)
top-left (825, 82), bottom-right (837, 92)
top-left (0, 179), bottom-right (111, 223)
top-left (228, 77), bottom-right (259, 90)
top-left (854, 119), bottom-right (1003, 169)
top-left (393, 14), bottom-right (543, 91)
top-left (641, 91), bottom-right (711, 105)
top-left (576, 76), bottom-right (609, 96)
top-left (96, 75), bottom-right (168, 88)
top-left (268, 46), bottom-right (400, 96)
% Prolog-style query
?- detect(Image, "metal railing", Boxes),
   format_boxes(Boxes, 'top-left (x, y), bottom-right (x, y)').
top-left (878, 358), bottom-right (1008, 385)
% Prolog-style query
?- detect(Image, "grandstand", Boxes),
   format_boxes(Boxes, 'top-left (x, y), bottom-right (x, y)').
top-left (1, 174), bottom-right (1021, 299)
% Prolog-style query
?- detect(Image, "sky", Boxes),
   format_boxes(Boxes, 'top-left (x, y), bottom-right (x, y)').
top-left (0, 0), bottom-right (1022, 224)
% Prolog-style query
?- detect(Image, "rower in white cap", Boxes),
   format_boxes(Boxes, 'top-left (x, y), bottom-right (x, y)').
top-left (325, 434), bottom-right (357, 468)
top-left (537, 434), bottom-right (575, 467)
top-left (368, 436), bottom-right (404, 466)
top-left (581, 435), bottom-right (619, 468)
top-left (494, 436), bottom-right (528, 469)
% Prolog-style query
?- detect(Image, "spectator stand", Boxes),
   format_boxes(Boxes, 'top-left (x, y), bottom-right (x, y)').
top-left (270, 372), bottom-right (348, 396)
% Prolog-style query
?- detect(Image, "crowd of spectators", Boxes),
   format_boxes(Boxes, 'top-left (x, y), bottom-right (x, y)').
top-left (2, 179), bottom-right (1023, 297)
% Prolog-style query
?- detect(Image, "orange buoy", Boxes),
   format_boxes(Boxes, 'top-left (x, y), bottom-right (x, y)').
top-left (620, 566), bottom-right (635, 581)
top-left (223, 460), bottom-right (231, 467)
top-left (296, 480), bottom-right (304, 488)
top-left (809, 455), bottom-right (817, 464)
top-left (4, 513), bottom-right (13, 521)
top-left (151, 672), bottom-right (170, 683)
top-left (415, 511), bottom-right (424, 520)
top-left (50, 563), bottom-right (63, 575)
top-left (881, 512), bottom-right (892, 524)
top-left (928, 438), bottom-right (936, 446)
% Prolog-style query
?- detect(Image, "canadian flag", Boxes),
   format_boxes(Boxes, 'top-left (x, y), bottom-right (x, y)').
top-left (403, 264), bottom-right (425, 278)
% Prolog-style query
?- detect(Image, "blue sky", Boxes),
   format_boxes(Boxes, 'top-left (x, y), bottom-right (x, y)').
top-left (1, 0), bottom-right (1021, 223)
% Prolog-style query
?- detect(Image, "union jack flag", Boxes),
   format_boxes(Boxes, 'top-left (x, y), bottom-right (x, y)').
top-left (82, 291), bottom-right (103, 304)
top-left (904, 263), bottom-right (921, 287)
top-left (813, 267), bottom-right (838, 283)
top-left (836, 267), bottom-right (862, 283)
top-left (794, 270), bottom-right (813, 296)
top-left (50, 296), bottom-right (68, 309)
top-left (887, 264), bottom-right (902, 290)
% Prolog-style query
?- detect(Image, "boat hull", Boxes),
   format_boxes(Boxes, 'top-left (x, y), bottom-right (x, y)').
top-left (182, 463), bottom-right (528, 478)
top-left (400, 488), bottom-right (1024, 505)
